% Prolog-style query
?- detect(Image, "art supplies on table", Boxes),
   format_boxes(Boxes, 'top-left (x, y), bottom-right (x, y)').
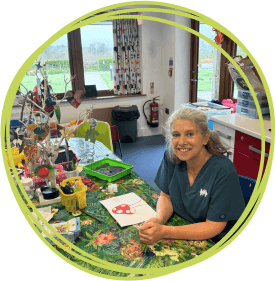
top-left (20, 177), bottom-right (34, 198)
top-left (99, 192), bottom-right (156, 227)
top-left (35, 188), bottom-right (62, 206)
top-left (31, 206), bottom-right (53, 225)
top-left (58, 177), bottom-right (87, 212)
top-left (108, 183), bottom-right (118, 194)
top-left (40, 217), bottom-right (81, 246)
top-left (54, 150), bottom-right (80, 168)
top-left (84, 158), bottom-right (133, 182)
top-left (40, 186), bottom-right (60, 200)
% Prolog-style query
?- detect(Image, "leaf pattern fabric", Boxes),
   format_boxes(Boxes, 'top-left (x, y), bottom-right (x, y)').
top-left (17, 170), bottom-right (214, 277)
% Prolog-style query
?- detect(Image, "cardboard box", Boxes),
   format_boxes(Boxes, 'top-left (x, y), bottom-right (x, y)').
top-left (226, 56), bottom-right (265, 93)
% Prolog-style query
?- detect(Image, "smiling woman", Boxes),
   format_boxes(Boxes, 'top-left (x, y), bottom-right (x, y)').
top-left (166, 108), bottom-right (228, 164)
top-left (139, 108), bottom-right (245, 244)
top-left (171, 119), bottom-right (210, 167)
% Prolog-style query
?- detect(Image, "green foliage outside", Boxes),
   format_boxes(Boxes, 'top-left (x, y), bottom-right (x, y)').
top-left (47, 59), bottom-right (70, 68)
top-left (101, 73), bottom-right (113, 89)
top-left (21, 73), bottom-right (72, 93)
top-left (198, 69), bottom-right (213, 91)
top-left (83, 63), bottom-right (98, 72)
top-left (98, 58), bottom-right (113, 72)
top-left (21, 51), bottom-right (246, 94)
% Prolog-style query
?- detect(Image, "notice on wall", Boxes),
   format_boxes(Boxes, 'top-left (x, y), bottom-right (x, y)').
top-left (150, 82), bottom-right (154, 94)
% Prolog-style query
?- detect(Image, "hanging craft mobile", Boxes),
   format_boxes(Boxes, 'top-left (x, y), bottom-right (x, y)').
top-left (34, 165), bottom-right (55, 179)
top-left (213, 28), bottom-right (224, 45)
top-left (66, 89), bottom-right (84, 109)
top-left (10, 127), bottom-right (26, 152)
top-left (41, 80), bottom-right (56, 117)
top-left (32, 85), bottom-right (42, 113)
top-left (12, 58), bottom-right (96, 192)
top-left (24, 144), bottom-right (38, 162)
top-left (33, 123), bottom-right (50, 142)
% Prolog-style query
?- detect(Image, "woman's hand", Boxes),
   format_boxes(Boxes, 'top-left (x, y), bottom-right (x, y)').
top-left (139, 219), bottom-right (165, 245)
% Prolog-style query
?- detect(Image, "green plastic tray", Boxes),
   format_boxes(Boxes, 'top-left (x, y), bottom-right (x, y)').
top-left (83, 158), bottom-right (134, 182)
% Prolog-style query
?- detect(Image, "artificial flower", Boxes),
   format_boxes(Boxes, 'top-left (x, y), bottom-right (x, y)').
top-left (120, 239), bottom-right (143, 261)
top-left (132, 179), bottom-right (144, 185)
top-left (81, 219), bottom-right (92, 225)
top-left (51, 208), bottom-right (59, 214)
top-left (94, 232), bottom-right (116, 245)
top-left (115, 179), bottom-right (124, 183)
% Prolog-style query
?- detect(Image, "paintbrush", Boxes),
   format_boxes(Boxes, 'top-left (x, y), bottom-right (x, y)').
top-left (77, 208), bottom-right (102, 223)
top-left (72, 157), bottom-right (77, 171)
top-left (64, 138), bottom-right (72, 171)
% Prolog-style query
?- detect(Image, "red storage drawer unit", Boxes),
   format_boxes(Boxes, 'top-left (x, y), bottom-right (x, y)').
top-left (234, 131), bottom-right (270, 180)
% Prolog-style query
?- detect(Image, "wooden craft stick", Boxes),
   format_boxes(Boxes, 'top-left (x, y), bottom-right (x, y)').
top-left (77, 208), bottom-right (102, 223)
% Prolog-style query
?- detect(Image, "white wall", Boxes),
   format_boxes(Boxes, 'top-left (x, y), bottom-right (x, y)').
top-left (11, 9), bottom-right (191, 138)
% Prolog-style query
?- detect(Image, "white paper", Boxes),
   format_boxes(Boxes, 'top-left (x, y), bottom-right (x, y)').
top-left (99, 192), bottom-right (156, 227)
top-left (31, 206), bottom-right (53, 225)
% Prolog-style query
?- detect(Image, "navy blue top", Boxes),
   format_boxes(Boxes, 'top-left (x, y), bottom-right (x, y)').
top-left (154, 151), bottom-right (245, 242)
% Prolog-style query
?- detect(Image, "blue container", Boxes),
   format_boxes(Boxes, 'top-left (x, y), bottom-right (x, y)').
top-left (236, 105), bottom-right (269, 119)
top-left (238, 91), bottom-right (267, 101)
top-left (10, 119), bottom-right (20, 129)
top-left (208, 120), bottom-right (214, 130)
top-left (237, 97), bottom-right (269, 109)
top-left (238, 175), bottom-right (256, 206)
top-left (10, 117), bottom-right (35, 130)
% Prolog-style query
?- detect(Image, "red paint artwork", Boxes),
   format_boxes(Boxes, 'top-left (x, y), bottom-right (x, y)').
top-left (112, 200), bottom-right (145, 215)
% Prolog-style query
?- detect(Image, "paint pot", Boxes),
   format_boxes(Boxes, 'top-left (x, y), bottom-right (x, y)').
top-left (41, 186), bottom-right (60, 200)
top-left (64, 169), bottom-right (78, 179)
top-left (20, 177), bottom-right (34, 199)
top-left (108, 184), bottom-right (118, 194)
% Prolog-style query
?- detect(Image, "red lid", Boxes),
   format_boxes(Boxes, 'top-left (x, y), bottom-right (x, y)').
top-left (82, 178), bottom-right (91, 184)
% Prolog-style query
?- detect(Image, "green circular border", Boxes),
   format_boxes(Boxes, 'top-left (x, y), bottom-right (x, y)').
top-left (1, 1), bottom-right (275, 279)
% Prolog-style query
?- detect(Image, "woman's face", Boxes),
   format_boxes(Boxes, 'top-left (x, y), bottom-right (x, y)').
top-left (171, 119), bottom-right (209, 163)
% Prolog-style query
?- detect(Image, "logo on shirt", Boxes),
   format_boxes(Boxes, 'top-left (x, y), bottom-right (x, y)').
top-left (199, 189), bottom-right (208, 197)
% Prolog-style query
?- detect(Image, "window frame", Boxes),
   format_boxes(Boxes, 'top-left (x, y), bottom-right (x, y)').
top-left (56, 27), bottom-right (146, 101)
top-left (189, 19), bottom-right (236, 102)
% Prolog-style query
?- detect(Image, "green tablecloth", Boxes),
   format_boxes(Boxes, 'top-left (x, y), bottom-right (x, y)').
top-left (21, 169), bottom-right (214, 277)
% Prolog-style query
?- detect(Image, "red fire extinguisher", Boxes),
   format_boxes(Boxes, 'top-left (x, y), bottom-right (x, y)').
top-left (143, 96), bottom-right (160, 127)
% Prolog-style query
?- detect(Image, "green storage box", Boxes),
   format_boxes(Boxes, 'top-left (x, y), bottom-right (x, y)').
top-left (83, 158), bottom-right (134, 182)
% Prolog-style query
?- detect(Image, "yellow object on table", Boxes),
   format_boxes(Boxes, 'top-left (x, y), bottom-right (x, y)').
top-left (58, 177), bottom-right (87, 213)
top-left (6, 147), bottom-right (28, 167)
top-left (70, 120), bottom-right (77, 126)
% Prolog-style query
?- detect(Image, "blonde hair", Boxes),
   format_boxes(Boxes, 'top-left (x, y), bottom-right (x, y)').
top-left (164, 108), bottom-right (228, 163)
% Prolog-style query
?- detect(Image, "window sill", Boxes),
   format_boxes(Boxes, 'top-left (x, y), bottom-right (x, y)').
top-left (12, 93), bottom-right (147, 108)
top-left (81, 94), bottom-right (147, 101)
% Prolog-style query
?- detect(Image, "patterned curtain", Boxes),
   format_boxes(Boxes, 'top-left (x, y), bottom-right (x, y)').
top-left (112, 18), bottom-right (141, 95)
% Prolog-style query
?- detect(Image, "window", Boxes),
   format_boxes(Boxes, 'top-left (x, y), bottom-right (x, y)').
top-left (19, 19), bottom-right (144, 102)
top-left (190, 20), bottom-right (236, 102)
top-left (197, 23), bottom-right (221, 101)
top-left (80, 21), bottom-right (114, 91)
top-left (22, 34), bottom-right (72, 94)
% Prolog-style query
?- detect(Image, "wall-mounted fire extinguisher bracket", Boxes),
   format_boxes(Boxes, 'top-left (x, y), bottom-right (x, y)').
top-left (143, 96), bottom-right (160, 128)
